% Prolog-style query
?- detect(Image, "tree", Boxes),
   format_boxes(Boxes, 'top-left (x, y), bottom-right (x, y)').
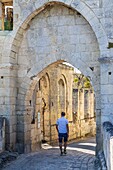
top-left (73, 74), bottom-right (92, 89)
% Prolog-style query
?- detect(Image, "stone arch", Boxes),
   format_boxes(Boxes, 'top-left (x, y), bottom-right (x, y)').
top-left (12, 1), bottom-right (103, 153)
top-left (2, 0), bottom-right (109, 92)
top-left (37, 73), bottom-right (50, 143)
top-left (2, 1), bottom-right (108, 116)
top-left (40, 76), bottom-right (48, 89)
top-left (3, 0), bottom-right (109, 65)
top-left (24, 71), bottom-right (51, 112)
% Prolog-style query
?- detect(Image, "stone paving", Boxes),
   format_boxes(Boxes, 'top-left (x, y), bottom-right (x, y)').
top-left (2, 137), bottom-right (95, 170)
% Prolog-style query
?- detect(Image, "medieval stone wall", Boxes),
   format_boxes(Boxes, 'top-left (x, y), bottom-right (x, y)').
top-left (33, 64), bottom-right (74, 144)
top-left (34, 63), bottom-right (96, 145)
top-left (17, 4), bottom-right (99, 77)
top-left (0, 2), bottom-right (113, 168)
top-left (14, 3), bottom-right (99, 153)
top-left (0, 33), bottom-right (7, 63)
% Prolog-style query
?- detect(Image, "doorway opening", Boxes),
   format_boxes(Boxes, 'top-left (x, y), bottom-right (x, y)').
top-left (0, 0), bottom-right (13, 31)
top-left (15, 2), bottom-right (100, 154)
top-left (28, 61), bottom-right (96, 150)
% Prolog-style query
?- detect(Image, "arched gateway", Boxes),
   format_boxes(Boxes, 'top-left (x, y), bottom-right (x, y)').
top-left (1, 0), bottom-right (110, 161)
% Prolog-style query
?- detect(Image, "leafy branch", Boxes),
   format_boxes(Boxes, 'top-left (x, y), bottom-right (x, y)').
top-left (73, 74), bottom-right (92, 89)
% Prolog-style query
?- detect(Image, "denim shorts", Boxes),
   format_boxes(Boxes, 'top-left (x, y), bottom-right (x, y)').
top-left (58, 133), bottom-right (68, 143)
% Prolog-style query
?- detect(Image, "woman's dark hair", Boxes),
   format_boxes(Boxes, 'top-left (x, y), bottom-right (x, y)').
top-left (61, 112), bottom-right (65, 116)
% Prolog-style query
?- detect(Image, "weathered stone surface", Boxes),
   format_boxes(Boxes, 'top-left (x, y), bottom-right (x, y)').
top-left (103, 122), bottom-right (113, 170)
top-left (0, 0), bottom-right (113, 169)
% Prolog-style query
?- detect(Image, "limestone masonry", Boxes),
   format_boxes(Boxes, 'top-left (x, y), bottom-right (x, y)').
top-left (0, 0), bottom-right (113, 169)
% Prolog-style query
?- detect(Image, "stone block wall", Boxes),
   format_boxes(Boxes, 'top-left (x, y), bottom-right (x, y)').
top-left (0, 32), bottom-right (9, 64)
top-left (0, 30), bottom-right (17, 151)
top-left (0, 1), bottom-right (113, 162)
top-left (103, 122), bottom-right (113, 170)
top-left (36, 63), bottom-right (96, 145)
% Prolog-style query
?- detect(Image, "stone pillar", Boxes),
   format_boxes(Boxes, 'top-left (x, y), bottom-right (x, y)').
top-left (72, 89), bottom-right (78, 122)
top-left (79, 89), bottom-right (84, 120)
top-left (0, 65), bottom-right (17, 152)
top-left (78, 89), bottom-right (84, 137)
top-left (98, 57), bottom-right (113, 154)
top-left (84, 89), bottom-right (90, 119)
top-left (99, 57), bottom-right (113, 123)
top-left (49, 69), bottom-right (58, 142)
top-left (90, 90), bottom-right (94, 117)
top-left (67, 70), bottom-right (73, 121)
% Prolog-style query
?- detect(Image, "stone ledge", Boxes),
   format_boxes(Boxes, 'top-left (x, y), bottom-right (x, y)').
top-left (0, 151), bottom-right (19, 169)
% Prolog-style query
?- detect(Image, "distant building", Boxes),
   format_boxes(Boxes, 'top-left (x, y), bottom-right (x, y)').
top-left (34, 63), bottom-right (96, 146)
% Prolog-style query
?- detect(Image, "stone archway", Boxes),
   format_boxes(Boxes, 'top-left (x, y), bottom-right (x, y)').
top-left (3, 0), bottom-right (109, 153)
top-left (2, 0), bottom-right (109, 64)
top-left (15, 2), bottom-right (100, 153)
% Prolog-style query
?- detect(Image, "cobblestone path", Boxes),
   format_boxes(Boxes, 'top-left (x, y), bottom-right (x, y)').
top-left (2, 137), bottom-right (95, 170)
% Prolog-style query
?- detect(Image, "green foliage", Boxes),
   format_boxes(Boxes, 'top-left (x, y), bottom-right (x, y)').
top-left (73, 74), bottom-right (92, 89)
top-left (84, 77), bottom-right (91, 88)
top-left (84, 81), bottom-right (91, 88)
top-left (73, 78), bottom-right (79, 83)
